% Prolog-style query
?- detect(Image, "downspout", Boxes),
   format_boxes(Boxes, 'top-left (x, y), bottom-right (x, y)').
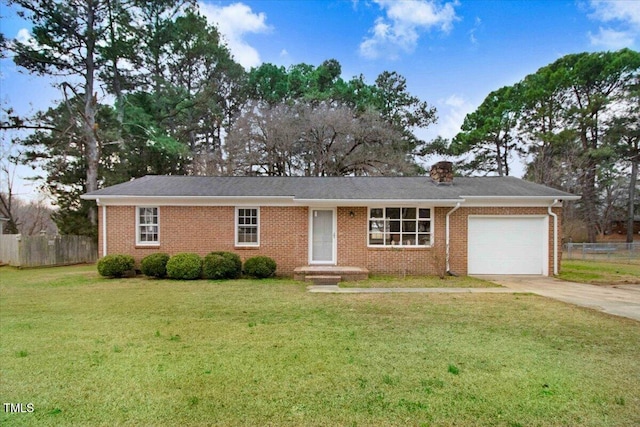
top-left (99, 200), bottom-right (107, 257)
top-left (548, 199), bottom-right (559, 276)
top-left (445, 202), bottom-right (462, 275)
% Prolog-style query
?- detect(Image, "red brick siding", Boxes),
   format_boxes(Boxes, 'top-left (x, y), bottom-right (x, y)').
top-left (102, 206), bottom-right (308, 276)
top-left (100, 204), bottom-right (562, 276)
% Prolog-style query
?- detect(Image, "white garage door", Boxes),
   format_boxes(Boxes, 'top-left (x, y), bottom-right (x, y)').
top-left (468, 216), bottom-right (547, 275)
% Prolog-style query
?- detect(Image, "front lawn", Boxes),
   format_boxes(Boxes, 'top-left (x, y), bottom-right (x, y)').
top-left (1, 265), bottom-right (639, 426)
top-left (560, 260), bottom-right (640, 285)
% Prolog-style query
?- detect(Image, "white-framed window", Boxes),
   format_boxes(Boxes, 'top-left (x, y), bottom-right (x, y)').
top-left (136, 206), bottom-right (159, 245)
top-left (236, 207), bottom-right (259, 246)
top-left (368, 207), bottom-right (432, 247)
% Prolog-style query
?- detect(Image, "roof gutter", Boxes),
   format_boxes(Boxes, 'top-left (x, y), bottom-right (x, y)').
top-left (445, 202), bottom-right (463, 275)
top-left (295, 198), bottom-right (463, 207)
top-left (80, 195), bottom-right (465, 207)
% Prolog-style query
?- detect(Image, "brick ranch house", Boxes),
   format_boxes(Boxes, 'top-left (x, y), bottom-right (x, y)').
top-left (81, 163), bottom-right (579, 278)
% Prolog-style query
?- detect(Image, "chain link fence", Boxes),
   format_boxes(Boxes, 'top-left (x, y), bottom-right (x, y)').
top-left (563, 242), bottom-right (640, 263)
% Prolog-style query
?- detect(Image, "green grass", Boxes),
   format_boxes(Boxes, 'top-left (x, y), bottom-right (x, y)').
top-left (1, 265), bottom-right (640, 426)
top-left (342, 274), bottom-right (498, 288)
top-left (560, 260), bottom-right (640, 285)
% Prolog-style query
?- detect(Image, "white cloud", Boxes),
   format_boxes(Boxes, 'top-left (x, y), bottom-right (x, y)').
top-left (469, 17), bottom-right (481, 45)
top-left (16, 28), bottom-right (33, 45)
top-left (198, 2), bottom-right (271, 69)
top-left (589, 27), bottom-right (635, 49)
top-left (359, 0), bottom-right (459, 59)
top-left (11, 28), bottom-right (40, 52)
top-left (587, 0), bottom-right (640, 48)
top-left (436, 94), bottom-right (474, 139)
top-left (589, 0), bottom-right (640, 27)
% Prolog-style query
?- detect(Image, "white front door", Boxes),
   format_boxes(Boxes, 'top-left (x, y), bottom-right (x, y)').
top-left (310, 209), bottom-right (336, 264)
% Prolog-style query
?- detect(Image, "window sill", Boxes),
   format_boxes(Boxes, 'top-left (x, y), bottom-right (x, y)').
top-left (234, 245), bottom-right (260, 250)
top-left (135, 244), bottom-right (160, 249)
top-left (367, 246), bottom-right (434, 250)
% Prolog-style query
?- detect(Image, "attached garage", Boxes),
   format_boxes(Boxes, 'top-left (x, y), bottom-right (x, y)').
top-left (467, 216), bottom-right (548, 275)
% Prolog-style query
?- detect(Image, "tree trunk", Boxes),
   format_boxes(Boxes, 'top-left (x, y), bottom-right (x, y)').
top-left (582, 162), bottom-right (598, 243)
top-left (495, 140), bottom-right (504, 176)
top-left (84, 0), bottom-right (99, 227)
top-left (578, 115), bottom-right (599, 243)
top-left (628, 159), bottom-right (638, 243)
top-left (106, 0), bottom-right (125, 131)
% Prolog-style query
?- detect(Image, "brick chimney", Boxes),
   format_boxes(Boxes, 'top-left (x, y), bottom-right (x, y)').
top-left (430, 161), bottom-right (454, 184)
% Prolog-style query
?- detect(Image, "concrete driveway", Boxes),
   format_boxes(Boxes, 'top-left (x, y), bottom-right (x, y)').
top-left (476, 275), bottom-right (640, 322)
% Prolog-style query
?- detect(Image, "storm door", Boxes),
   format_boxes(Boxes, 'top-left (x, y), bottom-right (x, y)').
top-left (310, 209), bottom-right (335, 264)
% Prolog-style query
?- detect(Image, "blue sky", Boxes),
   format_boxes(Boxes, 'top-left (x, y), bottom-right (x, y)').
top-left (192, 0), bottom-right (638, 142)
top-left (1, 0), bottom-right (640, 198)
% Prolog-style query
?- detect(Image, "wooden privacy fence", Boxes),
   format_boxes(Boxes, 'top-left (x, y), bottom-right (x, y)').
top-left (0, 234), bottom-right (97, 268)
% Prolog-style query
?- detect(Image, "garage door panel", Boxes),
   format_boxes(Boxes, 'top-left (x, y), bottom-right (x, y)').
top-left (468, 217), bottom-right (547, 275)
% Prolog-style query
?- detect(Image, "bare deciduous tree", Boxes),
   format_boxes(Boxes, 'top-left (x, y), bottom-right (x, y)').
top-left (0, 193), bottom-right (58, 235)
top-left (226, 101), bottom-right (416, 177)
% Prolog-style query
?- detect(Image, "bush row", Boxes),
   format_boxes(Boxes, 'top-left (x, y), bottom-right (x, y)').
top-left (98, 252), bottom-right (276, 280)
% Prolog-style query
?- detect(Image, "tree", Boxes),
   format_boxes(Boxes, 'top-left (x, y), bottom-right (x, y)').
top-left (373, 71), bottom-right (437, 168)
top-left (146, 8), bottom-right (246, 175)
top-left (450, 85), bottom-right (521, 176)
top-left (225, 101), bottom-right (302, 176)
top-left (8, 0), bottom-right (113, 228)
top-left (0, 145), bottom-right (20, 234)
top-left (100, 0), bottom-right (137, 134)
top-left (239, 62), bottom-right (436, 176)
top-left (0, 192), bottom-right (57, 235)
top-left (548, 49), bottom-right (640, 242)
top-left (19, 96), bottom-right (115, 237)
top-left (442, 49), bottom-right (640, 242)
top-left (5, 0), bottom-right (248, 238)
top-left (247, 59), bottom-right (347, 106)
top-left (226, 101), bottom-right (412, 176)
top-left (605, 75), bottom-right (640, 243)
top-left (246, 63), bottom-right (290, 105)
top-left (129, 0), bottom-right (194, 94)
top-left (518, 67), bottom-right (576, 188)
top-left (107, 91), bottom-right (191, 181)
top-left (296, 103), bottom-right (412, 176)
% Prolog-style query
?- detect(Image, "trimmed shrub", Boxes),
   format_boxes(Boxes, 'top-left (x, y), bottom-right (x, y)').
top-left (203, 254), bottom-right (234, 280)
top-left (219, 251), bottom-right (242, 278)
top-left (141, 253), bottom-right (170, 278)
top-left (218, 252), bottom-right (242, 277)
top-left (166, 253), bottom-right (202, 280)
top-left (203, 251), bottom-right (242, 280)
top-left (97, 254), bottom-right (135, 278)
top-left (243, 256), bottom-right (277, 279)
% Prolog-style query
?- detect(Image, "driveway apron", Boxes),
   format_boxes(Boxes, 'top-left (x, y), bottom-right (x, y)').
top-left (475, 275), bottom-right (640, 322)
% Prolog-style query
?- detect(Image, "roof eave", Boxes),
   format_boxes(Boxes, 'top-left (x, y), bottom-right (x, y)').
top-left (461, 195), bottom-right (581, 200)
top-left (82, 194), bottom-right (466, 207)
top-left (82, 195), bottom-right (296, 206)
top-left (81, 194), bottom-right (580, 207)
top-left (460, 195), bottom-right (580, 207)
top-left (295, 198), bottom-right (464, 207)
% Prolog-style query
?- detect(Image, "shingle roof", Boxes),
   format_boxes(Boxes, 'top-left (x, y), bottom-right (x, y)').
top-left (82, 175), bottom-right (578, 201)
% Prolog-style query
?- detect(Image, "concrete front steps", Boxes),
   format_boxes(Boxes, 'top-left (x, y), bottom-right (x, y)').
top-left (293, 266), bottom-right (369, 284)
